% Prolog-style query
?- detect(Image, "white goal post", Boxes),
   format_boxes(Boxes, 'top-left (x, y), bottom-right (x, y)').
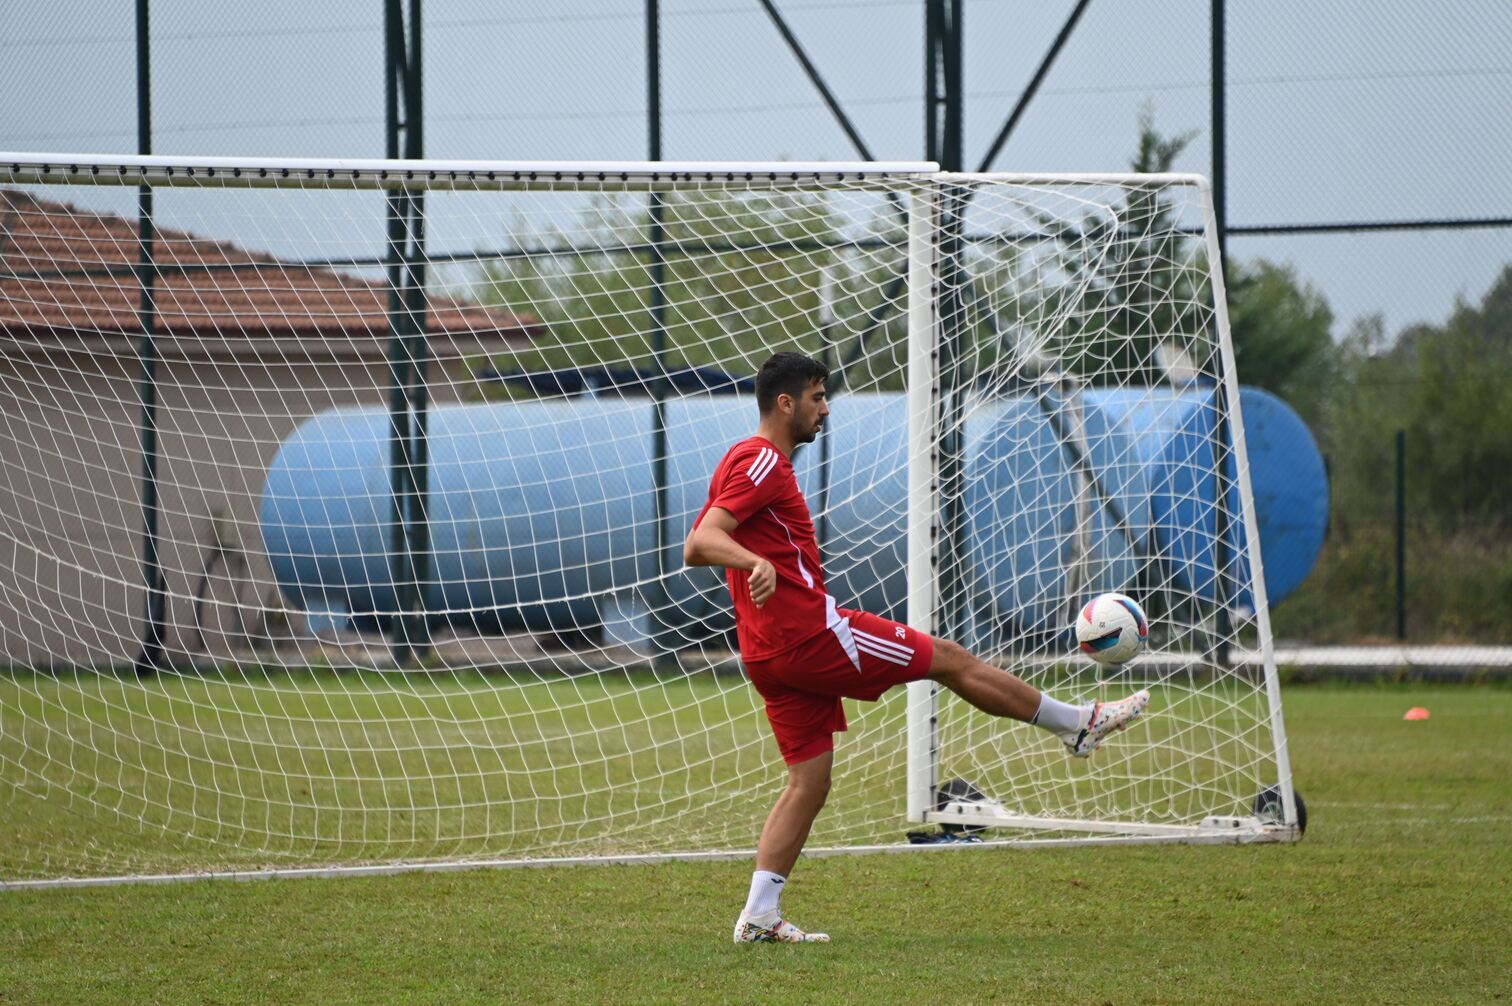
top-left (0, 153), bottom-right (1297, 886)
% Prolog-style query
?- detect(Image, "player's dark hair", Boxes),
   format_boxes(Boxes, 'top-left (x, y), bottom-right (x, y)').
top-left (755, 352), bottom-right (828, 414)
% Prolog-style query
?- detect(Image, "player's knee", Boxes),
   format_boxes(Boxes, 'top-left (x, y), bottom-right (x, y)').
top-left (789, 767), bottom-right (831, 805)
top-left (928, 637), bottom-right (971, 679)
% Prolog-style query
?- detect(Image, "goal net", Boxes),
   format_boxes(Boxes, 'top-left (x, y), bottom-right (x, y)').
top-left (0, 154), bottom-right (1296, 885)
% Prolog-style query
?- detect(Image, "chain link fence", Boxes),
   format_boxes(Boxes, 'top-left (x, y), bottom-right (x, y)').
top-left (2, 0), bottom-right (1508, 662)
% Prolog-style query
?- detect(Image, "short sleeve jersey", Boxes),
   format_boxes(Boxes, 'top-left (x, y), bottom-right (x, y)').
top-left (695, 436), bottom-right (833, 660)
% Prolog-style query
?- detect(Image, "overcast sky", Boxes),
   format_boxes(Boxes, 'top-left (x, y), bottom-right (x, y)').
top-left (3, 0), bottom-right (1510, 337)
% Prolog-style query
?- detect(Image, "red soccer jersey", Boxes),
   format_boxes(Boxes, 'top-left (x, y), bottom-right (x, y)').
top-left (695, 436), bottom-right (836, 660)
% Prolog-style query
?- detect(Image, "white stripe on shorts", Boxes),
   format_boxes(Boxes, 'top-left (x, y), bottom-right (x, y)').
top-left (854, 629), bottom-right (913, 665)
top-left (855, 640), bottom-right (912, 666)
top-left (852, 628), bottom-right (913, 661)
top-left (830, 618), bottom-right (863, 672)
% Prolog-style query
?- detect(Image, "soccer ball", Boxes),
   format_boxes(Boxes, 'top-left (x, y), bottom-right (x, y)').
top-left (1075, 592), bottom-right (1149, 665)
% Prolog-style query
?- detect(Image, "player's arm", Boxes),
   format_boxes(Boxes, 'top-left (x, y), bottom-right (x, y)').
top-left (683, 507), bottom-right (777, 607)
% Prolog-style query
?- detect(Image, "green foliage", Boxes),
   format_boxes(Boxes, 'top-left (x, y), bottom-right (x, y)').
top-left (1324, 267), bottom-right (1512, 530)
top-left (1269, 264), bottom-right (1512, 642)
top-left (1025, 106), bottom-right (1211, 385)
top-left (475, 189), bottom-right (910, 396)
top-left (1270, 522), bottom-right (1512, 643)
top-left (1224, 258), bottom-right (1336, 425)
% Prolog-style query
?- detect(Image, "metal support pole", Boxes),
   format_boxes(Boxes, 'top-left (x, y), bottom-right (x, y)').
top-left (1395, 429), bottom-right (1407, 640)
top-left (647, 0), bottom-right (673, 658)
top-left (384, 0), bottom-right (430, 664)
top-left (405, 0), bottom-right (430, 659)
top-left (944, 0), bottom-right (962, 172)
top-left (925, 0), bottom-right (940, 165)
top-left (385, 193), bottom-right (416, 665)
top-left (1211, 0), bottom-right (1227, 266)
top-left (756, 0), bottom-right (906, 235)
top-left (1208, 0), bottom-right (1233, 658)
top-left (976, 0), bottom-right (1092, 172)
top-left (383, 0), bottom-right (406, 664)
top-left (403, 193), bottom-right (430, 657)
top-left (929, 0), bottom-right (968, 644)
top-left (758, 0), bottom-right (877, 161)
top-left (132, 0), bottom-right (167, 678)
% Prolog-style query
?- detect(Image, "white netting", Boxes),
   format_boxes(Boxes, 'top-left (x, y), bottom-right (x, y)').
top-left (0, 157), bottom-right (1287, 882)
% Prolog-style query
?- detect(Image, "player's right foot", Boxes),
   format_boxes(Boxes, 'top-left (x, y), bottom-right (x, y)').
top-left (1062, 689), bottom-right (1150, 758)
top-left (733, 910), bottom-right (830, 943)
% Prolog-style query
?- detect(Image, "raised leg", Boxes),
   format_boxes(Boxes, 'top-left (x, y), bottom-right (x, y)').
top-left (925, 637), bottom-right (1042, 721)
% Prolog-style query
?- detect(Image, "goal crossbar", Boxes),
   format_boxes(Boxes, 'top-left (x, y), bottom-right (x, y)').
top-left (0, 153), bottom-right (938, 192)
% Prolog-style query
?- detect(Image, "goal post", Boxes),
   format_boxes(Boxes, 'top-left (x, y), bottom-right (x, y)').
top-left (0, 154), bottom-right (1297, 885)
top-left (903, 172), bottom-right (1300, 842)
top-left (905, 182), bottom-right (941, 825)
top-left (1193, 175), bottom-right (1299, 834)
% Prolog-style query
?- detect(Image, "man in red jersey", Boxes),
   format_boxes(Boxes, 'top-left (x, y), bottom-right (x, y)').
top-left (685, 351), bottom-right (1150, 944)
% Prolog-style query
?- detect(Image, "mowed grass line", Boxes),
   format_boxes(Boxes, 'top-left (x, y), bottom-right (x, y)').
top-left (1, 684), bottom-right (1508, 1005)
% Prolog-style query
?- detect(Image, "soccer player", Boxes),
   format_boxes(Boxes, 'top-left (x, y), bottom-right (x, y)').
top-left (684, 351), bottom-right (1150, 944)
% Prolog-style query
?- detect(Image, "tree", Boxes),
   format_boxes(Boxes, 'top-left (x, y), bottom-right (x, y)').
top-left (1396, 266), bottom-right (1512, 525)
top-left (1224, 259), bottom-right (1335, 424)
top-left (1322, 265), bottom-right (1512, 528)
top-left (475, 188), bottom-right (909, 395)
top-left (1276, 267), bottom-right (1512, 642)
top-left (1007, 104), bottom-right (1208, 386)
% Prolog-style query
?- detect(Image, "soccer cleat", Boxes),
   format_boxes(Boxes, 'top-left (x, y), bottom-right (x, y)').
top-left (1062, 689), bottom-right (1150, 758)
top-left (733, 910), bottom-right (830, 943)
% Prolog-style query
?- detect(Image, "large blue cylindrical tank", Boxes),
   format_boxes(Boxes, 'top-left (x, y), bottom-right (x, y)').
top-left (260, 387), bottom-right (1326, 637)
top-left (262, 399), bottom-right (649, 632)
top-left (1084, 386), bottom-right (1328, 609)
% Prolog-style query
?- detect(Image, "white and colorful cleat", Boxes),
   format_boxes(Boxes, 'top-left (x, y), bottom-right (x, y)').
top-left (733, 910), bottom-right (830, 943)
top-left (1062, 689), bottom-right (1150, 758)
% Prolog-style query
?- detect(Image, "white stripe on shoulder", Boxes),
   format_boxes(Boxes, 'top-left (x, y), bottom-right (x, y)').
top-left (746, 447), bottom-right (775, 483)
top-left (749, 449), bottom-right (780, 486)
top-left (746, 447), bottom-right (773, 479)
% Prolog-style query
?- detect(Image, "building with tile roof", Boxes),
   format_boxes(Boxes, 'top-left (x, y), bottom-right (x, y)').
top-left (0, 190), bottom-right (539, 664)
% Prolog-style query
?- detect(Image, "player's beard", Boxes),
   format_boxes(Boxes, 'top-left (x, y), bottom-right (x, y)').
top-left (793, 414), bottom-right (821, 444)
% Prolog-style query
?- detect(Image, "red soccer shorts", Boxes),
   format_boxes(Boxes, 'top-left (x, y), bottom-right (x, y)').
top-left (742, 607), bottom-right (936, 765)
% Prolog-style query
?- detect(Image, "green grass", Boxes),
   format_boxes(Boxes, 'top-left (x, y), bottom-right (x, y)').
top-left (0, 666), bottom-right (1281, 878)
top-left (1, 684), bottom-right (1509, 1004)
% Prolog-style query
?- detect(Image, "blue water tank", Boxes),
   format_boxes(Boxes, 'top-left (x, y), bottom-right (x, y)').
top-left (259, 388), bottom-right (1327, 638)
top-left (1080, 386), bottom-right (1328, 611)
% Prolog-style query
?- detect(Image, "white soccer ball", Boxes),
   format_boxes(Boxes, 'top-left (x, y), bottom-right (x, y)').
top-left (1075, 592), bottom-right (1149, 665)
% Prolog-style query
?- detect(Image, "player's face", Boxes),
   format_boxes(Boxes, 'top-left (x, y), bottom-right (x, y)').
top-left (788, 380), bottom-right (829, 444)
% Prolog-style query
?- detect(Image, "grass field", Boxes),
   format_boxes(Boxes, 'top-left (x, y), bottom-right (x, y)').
top-left (0, 665), bottom-right (1281, 879)
top-left (1, 683), bottom-right (1508, 1004)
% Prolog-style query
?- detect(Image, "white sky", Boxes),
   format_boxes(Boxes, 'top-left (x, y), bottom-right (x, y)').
top-left (3, 0), bottom-right (1510, 337)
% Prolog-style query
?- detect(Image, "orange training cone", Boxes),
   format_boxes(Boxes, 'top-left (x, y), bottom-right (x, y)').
top-left (1403, 707), bottom-right (1430, 721)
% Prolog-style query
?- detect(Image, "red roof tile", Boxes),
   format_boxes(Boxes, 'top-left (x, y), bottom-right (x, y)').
top-left (0, 189), bottom-right (541, 358)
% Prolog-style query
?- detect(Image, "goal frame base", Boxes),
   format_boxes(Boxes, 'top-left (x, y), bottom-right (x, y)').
top-left (930, 800), bottom-right (1299, 844)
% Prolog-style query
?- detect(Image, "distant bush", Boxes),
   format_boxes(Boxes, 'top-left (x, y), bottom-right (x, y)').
top-left (1271, 522), bottom-right (1512, 644)
top-left (1238, 260), bottom-right (1512, 644)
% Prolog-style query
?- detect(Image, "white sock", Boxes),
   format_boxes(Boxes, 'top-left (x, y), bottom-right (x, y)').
top-left (743, 870), bottom-right (786, 919)
top-left (1031, 694), bottom-right (1087, 735)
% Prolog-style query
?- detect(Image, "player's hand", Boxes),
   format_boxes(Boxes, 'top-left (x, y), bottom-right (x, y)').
top-left (748, 559), bottom-right (776, 607)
